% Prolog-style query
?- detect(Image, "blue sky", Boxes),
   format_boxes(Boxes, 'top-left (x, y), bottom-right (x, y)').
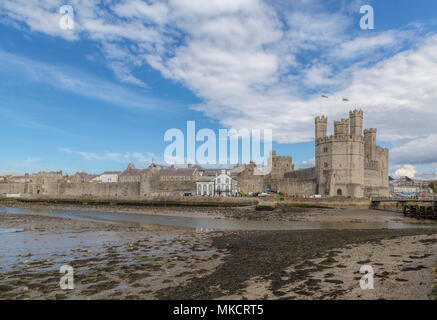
top-left (1, 0), bottom-right (437, 179)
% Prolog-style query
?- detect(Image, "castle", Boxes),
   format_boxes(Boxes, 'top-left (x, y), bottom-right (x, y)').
top-left (314, 109), bottom-right (389, 197)
top-left (0, 110), bottom-right (389, 199)
top-left (257, 109), bottom-right (389, 198)
top-left (255, 110), bottom-right (389, 198)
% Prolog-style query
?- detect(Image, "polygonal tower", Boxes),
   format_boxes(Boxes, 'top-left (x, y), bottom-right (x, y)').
top-left (315, 115), bottom-right (327, 140)
top-left (364, 128), bottom-right (377, 160)
top-left (349, 109), bottom-right (363, 137)
top-left (315, 110), bottom-right (365, 198)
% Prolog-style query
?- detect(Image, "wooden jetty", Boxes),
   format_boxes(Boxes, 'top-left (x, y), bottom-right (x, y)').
top-left (371, 197), bottom-right (437, 220)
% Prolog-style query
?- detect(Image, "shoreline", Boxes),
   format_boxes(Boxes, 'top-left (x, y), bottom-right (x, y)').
top-left (1, 200), bottom-right (436, 226)
top-left (1, 210), bottom-right (437, 299)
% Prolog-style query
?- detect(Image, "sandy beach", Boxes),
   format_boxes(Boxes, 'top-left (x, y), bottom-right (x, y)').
top-left (0, 206), bottom-right (436, 300)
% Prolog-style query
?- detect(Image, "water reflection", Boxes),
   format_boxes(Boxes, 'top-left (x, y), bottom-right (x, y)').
top-left (1, 207), bottom-right (434, 231)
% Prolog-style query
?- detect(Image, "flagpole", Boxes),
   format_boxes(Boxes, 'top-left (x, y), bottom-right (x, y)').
top-left (342, 97), bottom-right (351, 115)
top-left (320, 94), bottom-right (329, 116)
top-left (320, 96), bottom-right (322, 116)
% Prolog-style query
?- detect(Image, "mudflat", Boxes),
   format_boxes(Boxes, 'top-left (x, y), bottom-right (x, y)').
top-left (0, 209), bottom-right (436, 300)
top-left (2, 199), bottom-right (435, 224)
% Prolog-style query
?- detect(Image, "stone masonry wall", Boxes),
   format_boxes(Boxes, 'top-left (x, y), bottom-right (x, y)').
top-left (0, 183), bottom-right (26, 195)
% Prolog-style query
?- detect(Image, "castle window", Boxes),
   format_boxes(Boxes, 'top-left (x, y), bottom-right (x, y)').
top-left (323, 147), bottom-right (328, 153)
top-left (324, 162), bottom-right (328, 168)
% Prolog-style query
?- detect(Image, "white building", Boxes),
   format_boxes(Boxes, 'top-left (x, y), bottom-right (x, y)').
top-left (196, 170), bottom-right (239, 197)
top-left (196, 180), bottom-right (215, 196)
top-left (95, 171), bottom-right (120, 183)
top-left (215, 170), bottom-right (239, 196)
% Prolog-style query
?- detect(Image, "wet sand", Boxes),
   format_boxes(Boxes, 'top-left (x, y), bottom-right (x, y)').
top-left (219, 233), bottom-right (437, 300)
top-left (2, 199), bottom-right (435, 225)
top-left (1, 210), bottom-right (436, 300)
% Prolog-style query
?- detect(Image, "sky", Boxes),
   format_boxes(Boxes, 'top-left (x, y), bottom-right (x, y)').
top-left (0, 0), bottom-right (437, 179)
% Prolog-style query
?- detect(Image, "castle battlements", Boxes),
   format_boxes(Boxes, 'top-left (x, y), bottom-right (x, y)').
top-left (315, 115), bottom-right (328, 122)
top-left (314, 109), bottom-right (388, 198)
top-left (349, 109), bottom-right (363, 117)
top-left (364, 128), bottom-right (377, 134)
top-left (316, 134), bottom-right (364, 145)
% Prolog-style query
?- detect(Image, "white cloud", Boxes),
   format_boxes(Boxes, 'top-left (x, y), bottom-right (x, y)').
top-left (393, 164), bottom-right (418, 179)
top-left (299, 158), bottom-right (315, 169)
top-left (2, 0), bottom-right (437, 170)
top-left (0, 49), bottom-right (169, 110)
top-left (390, 134), bottom-right (437, 165)
top-left (330, 31), bottom-right (407, 61)
top-left (112, 0), bottom-right (168, 24)
top-left (57, 148), bottom-right (156, 165)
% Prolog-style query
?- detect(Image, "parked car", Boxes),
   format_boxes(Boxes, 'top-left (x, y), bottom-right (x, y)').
top-left (309, 194), bottom-right (322, 199)
top-left (258, 192), bottom-right (268, 197)
top-left (265, 189), bottom-right (278, 193)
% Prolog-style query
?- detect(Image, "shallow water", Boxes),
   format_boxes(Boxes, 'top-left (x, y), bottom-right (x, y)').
top-left (0, 228), bottom-right (126, 272)
top-left (0, 207), bottom-right (434, 231)
top-left (1, 207), bottom-right (436, 275)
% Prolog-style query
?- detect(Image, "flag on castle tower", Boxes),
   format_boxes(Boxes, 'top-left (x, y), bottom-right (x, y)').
top-left (342, 98), bottom-right (350, 102)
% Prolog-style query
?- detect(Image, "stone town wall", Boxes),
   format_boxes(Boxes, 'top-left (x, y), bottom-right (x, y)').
top-left (59, 182), bottom-right (141, 198)
top-left (284, 167), bottom-right (316, 180)
top-left (0, 179), bottom-right (196, 198)
top-left (276, 178), bottom-right (317, 196)
top-left (235, 175), bottom-right (264, 194)
top-left (147, 177), bottom-right (196, 196)
top-left (0, 183), bottom-right (26, 195)
top-left (263, 168), bottom-right (317, 196)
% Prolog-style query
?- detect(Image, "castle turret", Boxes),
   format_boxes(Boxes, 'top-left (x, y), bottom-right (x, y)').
top-left (364, 128), bottom-right (377, 160)
top-left (315, 115), bottom-right (327, 140)
top-left (267, 150), bottom-right (294, 179)
top-left (349, 109), bottom-right (363, 136)
top-left (334, 118), bottom-right (349, 136)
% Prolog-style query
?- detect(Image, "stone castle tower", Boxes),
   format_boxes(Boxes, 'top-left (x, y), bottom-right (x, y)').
top-left (266, 151), bottom-right (294, 179)
top-left (315, 109), bottom-right (388, 198)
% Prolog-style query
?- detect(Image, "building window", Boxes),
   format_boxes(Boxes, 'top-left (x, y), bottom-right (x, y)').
top-left (324, 147), bottom-right (328, 153)
top-left (324, 162), bottom-right (328, 168)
